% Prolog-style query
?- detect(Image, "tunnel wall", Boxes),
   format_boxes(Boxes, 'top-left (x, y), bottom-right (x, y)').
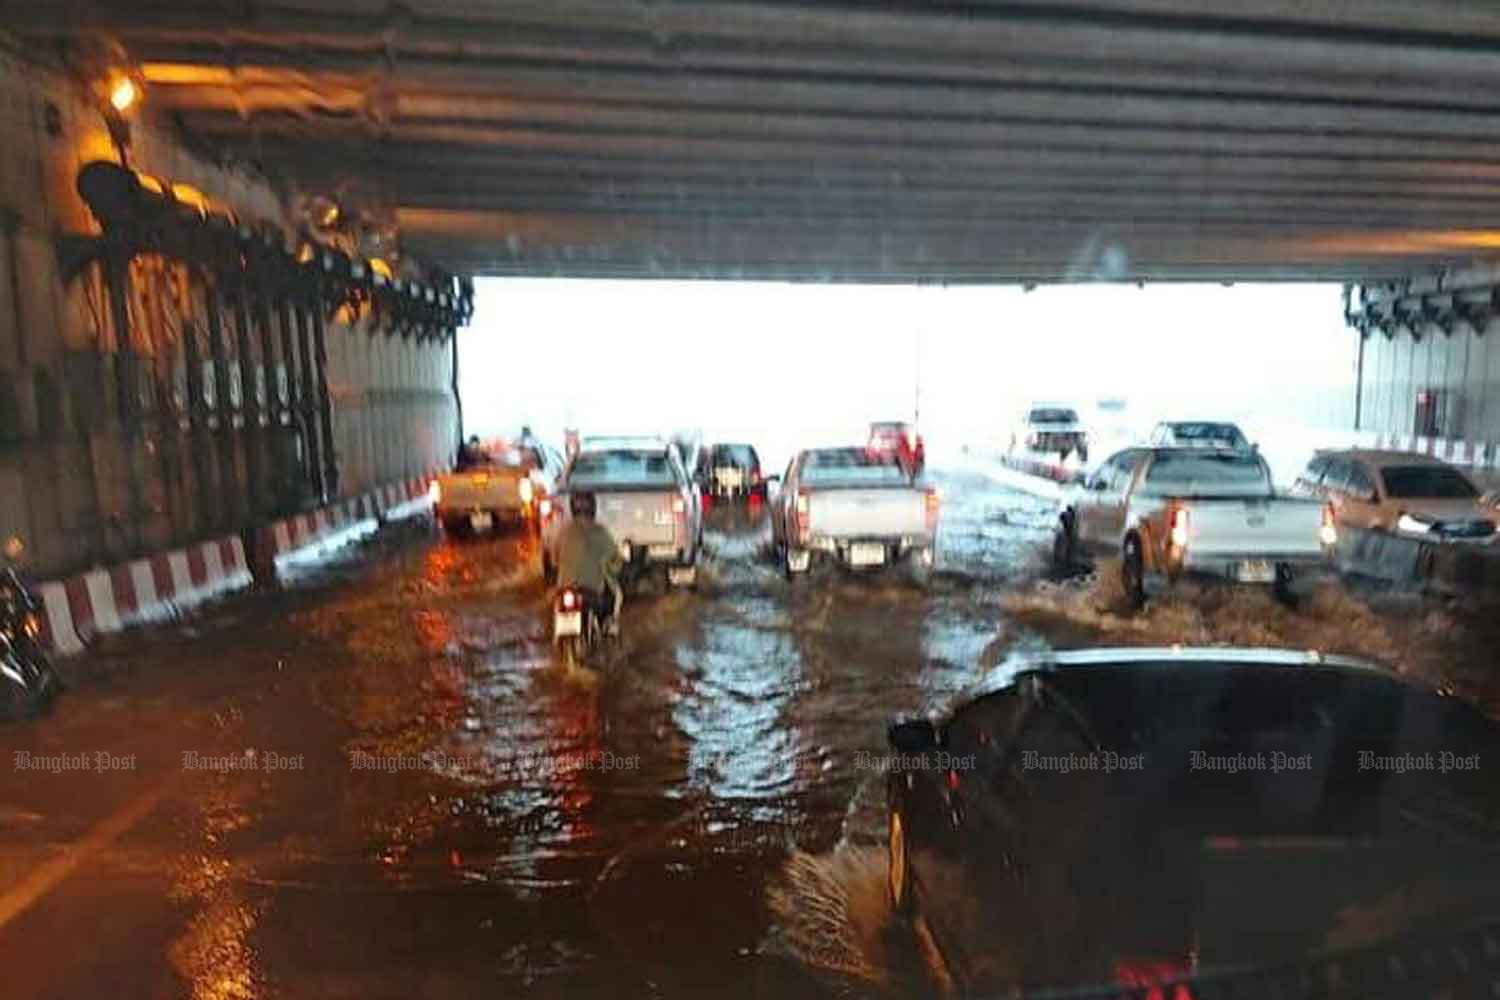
top-left (1357, 323), bottom-right (1500, 446)
top-left (0, 43), bottom-right (458, 580)
top-left (1355, 316), bottom-right (1500, 464)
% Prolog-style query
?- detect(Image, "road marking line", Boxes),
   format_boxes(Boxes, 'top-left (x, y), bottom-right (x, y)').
top-left (0, 777), bottom-right (175, 931)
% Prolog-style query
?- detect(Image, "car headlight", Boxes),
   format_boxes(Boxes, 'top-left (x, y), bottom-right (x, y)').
top-left (1397, 513), bottom-right (1434, 534)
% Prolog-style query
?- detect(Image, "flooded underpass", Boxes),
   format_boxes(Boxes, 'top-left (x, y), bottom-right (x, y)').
top-left (2, 466), bottom-right (1498, 998)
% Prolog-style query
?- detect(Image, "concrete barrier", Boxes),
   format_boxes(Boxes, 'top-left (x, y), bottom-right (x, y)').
top-left (36, 472), bottom-right (439, 656)
top-left (1336, 525), bottom-right (1500, 594)
top-left (36, 536), bottom-right (254, 656)
top-left (997, 451), bottom-right (1086, 484)
top-left (256, 473), bottom-right (436, 578)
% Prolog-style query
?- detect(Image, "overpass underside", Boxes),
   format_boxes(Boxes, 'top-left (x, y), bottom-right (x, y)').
top-left (14, 1), bottom-right (1500, 283)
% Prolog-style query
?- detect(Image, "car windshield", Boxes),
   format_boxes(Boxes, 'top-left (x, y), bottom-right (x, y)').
top-left (801, 448), bottom-right (910, 485)
top-left (1030, 408), bottom-right (1078, 424)
top-left (568, 450), bottom-right (675, 487)
top-left (1381, 465), bottom-right (1479, 499)
top-left (1141, 452), bottom-right (1271, 495)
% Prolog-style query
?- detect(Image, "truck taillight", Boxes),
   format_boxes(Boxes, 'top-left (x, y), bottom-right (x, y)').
top-left (924, 487), bottom-right (941, 531)
top-left (1169, 507), bottom-right (1190, 550)
top-left (671, 496), bottom-right (687, 515)
top-left (795, 490), bottom-right (811, 538)
top-left (1320, 502), bottom-right (1338, 547)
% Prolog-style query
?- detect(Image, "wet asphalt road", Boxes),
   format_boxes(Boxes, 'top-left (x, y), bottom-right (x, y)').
top-left (0, 467), bottom-right (1056, 1000)
top-left (0, 464), bottom-right (1495, 999)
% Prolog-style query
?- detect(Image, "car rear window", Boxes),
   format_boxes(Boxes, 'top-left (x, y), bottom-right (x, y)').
top-left (1380, 465), bottom-right (1478, 499)
top-left (484, 446), bottom-right (541, 469)
top-left (1165, 423), bottom-right (1247, 448)
top-left (711, 444), bottom-right (758, 466)
top-left (801, 449), bottom-right (910, 485)
top-left (1029, 408), bottom-right (1078, 424)
top-left (1141, 452), bottom-right (1271, 495)
top-left (568, 450), bottom-right (675, 487)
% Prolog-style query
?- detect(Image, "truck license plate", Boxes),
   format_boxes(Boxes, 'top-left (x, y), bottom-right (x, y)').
top-left (554, 611), bottom-right (582, 637)
top-left (470, 512), bottom-right (493, 531)
top-left (1235, 560), bottom-right (1275, 584)
top-left (849, 543), bottom-right (886, 567)
top-left (648, 544), bottom-right (676, 559)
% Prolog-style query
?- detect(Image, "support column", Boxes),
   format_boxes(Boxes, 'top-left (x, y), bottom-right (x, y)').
top-left (311, 303), bottom-right (339, 498)
top-left (104, 250), bottom-right (145, 555)
top-left (294, 303), bottom-right (326, 504)
top-left (230, 290), bottom-right (264, 518)
top-left (204, 289), bottom-right (242, 526)
top-left (182, 308), bottom-right (216, 534)
top-left (254, 295), bottom-right (286, 510)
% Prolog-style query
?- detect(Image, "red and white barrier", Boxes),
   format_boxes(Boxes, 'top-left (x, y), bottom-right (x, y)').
top-left (35, 472), bottom-right (440, 656)
top-left (259, 473), bottom-right (436, 575)
top-left (37, 535), bottom-right (253, 656)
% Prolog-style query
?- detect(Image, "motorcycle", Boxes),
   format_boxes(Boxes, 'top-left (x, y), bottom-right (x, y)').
top-left (552, 585), bottom-right (615, 669)
top-left (0, 566), bottom-right (62, 719)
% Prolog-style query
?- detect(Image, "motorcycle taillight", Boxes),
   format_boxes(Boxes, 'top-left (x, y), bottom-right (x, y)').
top-left (560, 590), bottom-right (578, 611)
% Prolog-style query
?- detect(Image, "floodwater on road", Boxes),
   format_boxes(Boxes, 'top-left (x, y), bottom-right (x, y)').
top-left (0, 466), bottom-right (1495, 998)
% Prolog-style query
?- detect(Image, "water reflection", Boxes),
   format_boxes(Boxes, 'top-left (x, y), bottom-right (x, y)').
top-left (671, 611), bottom-right (804, 803)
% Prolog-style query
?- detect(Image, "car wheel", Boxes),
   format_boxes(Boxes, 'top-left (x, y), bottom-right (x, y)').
top-left (1051, 516), bottom-right (1076, 575)
top-left (1121, 535), bottom-right (1146, 611)
top-left (888, 808), bottom-right (912, 914)
top-left (909, 548), bottom-right (933, 590)
top-left (1274, 563), bottom-right (1298, 609)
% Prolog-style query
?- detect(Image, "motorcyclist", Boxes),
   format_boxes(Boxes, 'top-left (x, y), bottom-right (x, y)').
top-left (555, 491), bottom-right (623, 633)
top-left (0, 535), bottom-right (62, 714)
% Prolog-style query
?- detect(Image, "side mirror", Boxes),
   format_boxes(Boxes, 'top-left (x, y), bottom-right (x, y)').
top-left (1084, 474), bottom-right (1106, 492)
top-left (888, 717), bottom-right (940, 753)
top-left (763, 474), bottom-right (782, 493)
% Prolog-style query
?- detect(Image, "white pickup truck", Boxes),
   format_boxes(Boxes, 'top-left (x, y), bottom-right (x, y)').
top-left (769, 447), bottom-right (940, 586)
top-left (1053, 446), bottom-right (1330, 607)
top-left (542, 441), bottom-right (704, 590)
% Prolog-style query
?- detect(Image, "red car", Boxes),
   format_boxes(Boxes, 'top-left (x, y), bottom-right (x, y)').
top-left (868, 421), bottom-right (925, 475)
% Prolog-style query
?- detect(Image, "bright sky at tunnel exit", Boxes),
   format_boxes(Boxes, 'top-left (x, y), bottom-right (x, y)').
top-left (459, 279), bottom-right (1354, 470)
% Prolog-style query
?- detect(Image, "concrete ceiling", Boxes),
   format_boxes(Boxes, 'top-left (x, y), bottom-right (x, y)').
top-left (18, 1), bottom-right (1500, 282)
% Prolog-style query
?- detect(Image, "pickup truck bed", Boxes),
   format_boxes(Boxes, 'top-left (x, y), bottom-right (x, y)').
top-left (806, 485), bottom-right (930, 540)
top-left (1171, 496), bottom-right (1326, 571)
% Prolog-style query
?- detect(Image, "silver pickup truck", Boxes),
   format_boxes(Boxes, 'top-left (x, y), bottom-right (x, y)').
top-left (542, 441), bottom-right (704, 590)
top-left (769, 447), bottom-right (940, 586)
top-left (1053, 446), bottom-right (1330, 607)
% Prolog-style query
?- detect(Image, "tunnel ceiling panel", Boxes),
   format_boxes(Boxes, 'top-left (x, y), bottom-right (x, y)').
top-left (18, 1), bottom-right (1500, 282)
